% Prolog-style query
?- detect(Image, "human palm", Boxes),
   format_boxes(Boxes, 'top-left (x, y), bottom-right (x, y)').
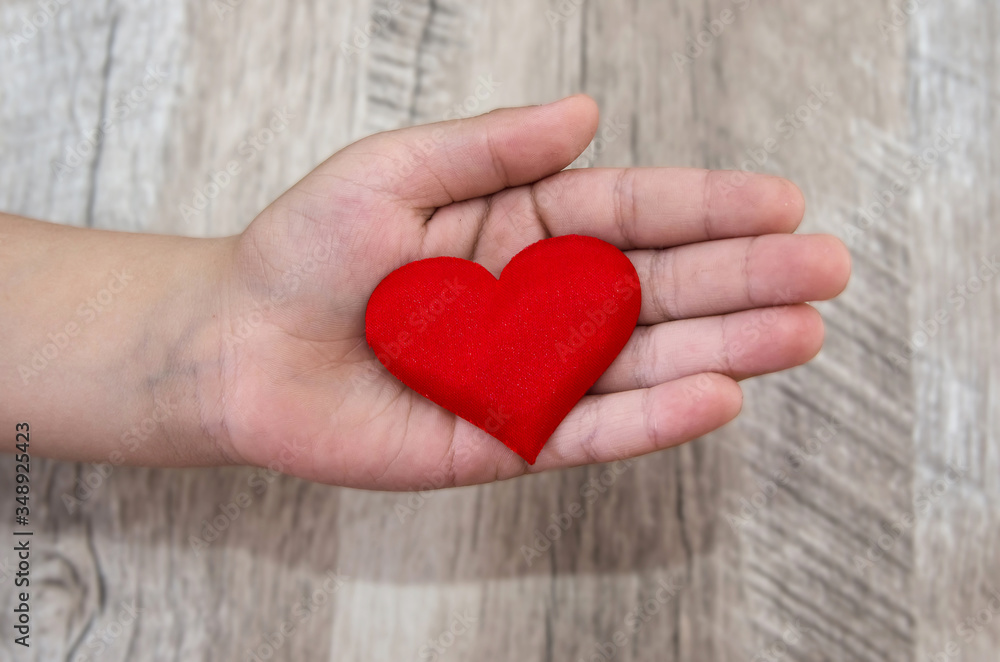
top-left (212, 95), bottom-right (850, 490)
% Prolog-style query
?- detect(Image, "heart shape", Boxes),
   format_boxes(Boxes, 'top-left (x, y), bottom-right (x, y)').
top-left (365, 235), bottom-right (641, 464)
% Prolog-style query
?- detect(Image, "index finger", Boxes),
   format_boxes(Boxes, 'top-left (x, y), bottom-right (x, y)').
top-left (530, 168), bottom-right (806, 249)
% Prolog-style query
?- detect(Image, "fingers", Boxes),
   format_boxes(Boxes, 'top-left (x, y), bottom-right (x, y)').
top-left (352, 95), bottom-right (599, 209)
top-left (591, 304), bottom-right (824, 394)
top-left (629, 233), bottom-right (851, 325)
top-left (531, 167), bottom-right (806, 249)
top-left (530, 373), bottom-right (742, 471)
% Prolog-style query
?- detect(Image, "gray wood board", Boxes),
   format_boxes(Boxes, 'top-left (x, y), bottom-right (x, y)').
top-left (0, 0), bottom-right (996, 660)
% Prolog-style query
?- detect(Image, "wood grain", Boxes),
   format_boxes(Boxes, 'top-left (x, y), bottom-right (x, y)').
top-left (1, 0), bottom-right (997, 660)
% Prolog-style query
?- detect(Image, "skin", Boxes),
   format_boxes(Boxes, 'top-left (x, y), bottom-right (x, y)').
top-left (0, 95), bottom-right (851, 491)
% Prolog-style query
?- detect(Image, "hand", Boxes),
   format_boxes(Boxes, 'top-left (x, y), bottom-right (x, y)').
top-left (211, 95), bottom-right (851, 490)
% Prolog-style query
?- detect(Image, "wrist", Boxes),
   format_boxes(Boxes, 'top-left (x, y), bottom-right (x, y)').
top-left (144, 234), bottom-right (246, 467)
top-left (0, 215), bottom-right (246, 467)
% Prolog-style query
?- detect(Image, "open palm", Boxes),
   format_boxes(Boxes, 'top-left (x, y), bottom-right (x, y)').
top-left (213, 95), bottom-right (850, 490)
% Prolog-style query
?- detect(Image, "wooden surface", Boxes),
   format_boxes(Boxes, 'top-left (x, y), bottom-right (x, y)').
top-left (1, 0), bottom-right (998, 660)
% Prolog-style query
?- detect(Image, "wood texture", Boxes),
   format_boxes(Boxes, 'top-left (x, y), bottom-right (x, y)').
top-left (1, 0), bottom-right (997, 660)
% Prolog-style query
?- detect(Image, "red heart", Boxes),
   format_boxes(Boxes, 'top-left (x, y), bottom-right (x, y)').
top-left (365, 235), bottom-right (641, 464)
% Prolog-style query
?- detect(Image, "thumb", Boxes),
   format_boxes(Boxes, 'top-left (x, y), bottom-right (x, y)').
top-left (337, 94), bottom-right (600, 209)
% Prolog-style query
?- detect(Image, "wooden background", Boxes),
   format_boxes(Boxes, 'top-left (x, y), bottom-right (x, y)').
top-left (1, 0), bottom-right (997, 660)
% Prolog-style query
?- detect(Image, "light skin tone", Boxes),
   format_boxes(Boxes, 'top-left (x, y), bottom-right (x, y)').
top-left (0, 95), bottom-right (851, 490)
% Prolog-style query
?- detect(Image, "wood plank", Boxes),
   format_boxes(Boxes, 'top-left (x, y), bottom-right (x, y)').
top-left (908, 2), bottom-right (1000, 660)
top-left (1, 0), bottom-right (996, 660)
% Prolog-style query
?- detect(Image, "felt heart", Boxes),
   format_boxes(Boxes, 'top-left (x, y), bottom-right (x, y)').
top-left (365, 235), bottom-right (641, 464)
